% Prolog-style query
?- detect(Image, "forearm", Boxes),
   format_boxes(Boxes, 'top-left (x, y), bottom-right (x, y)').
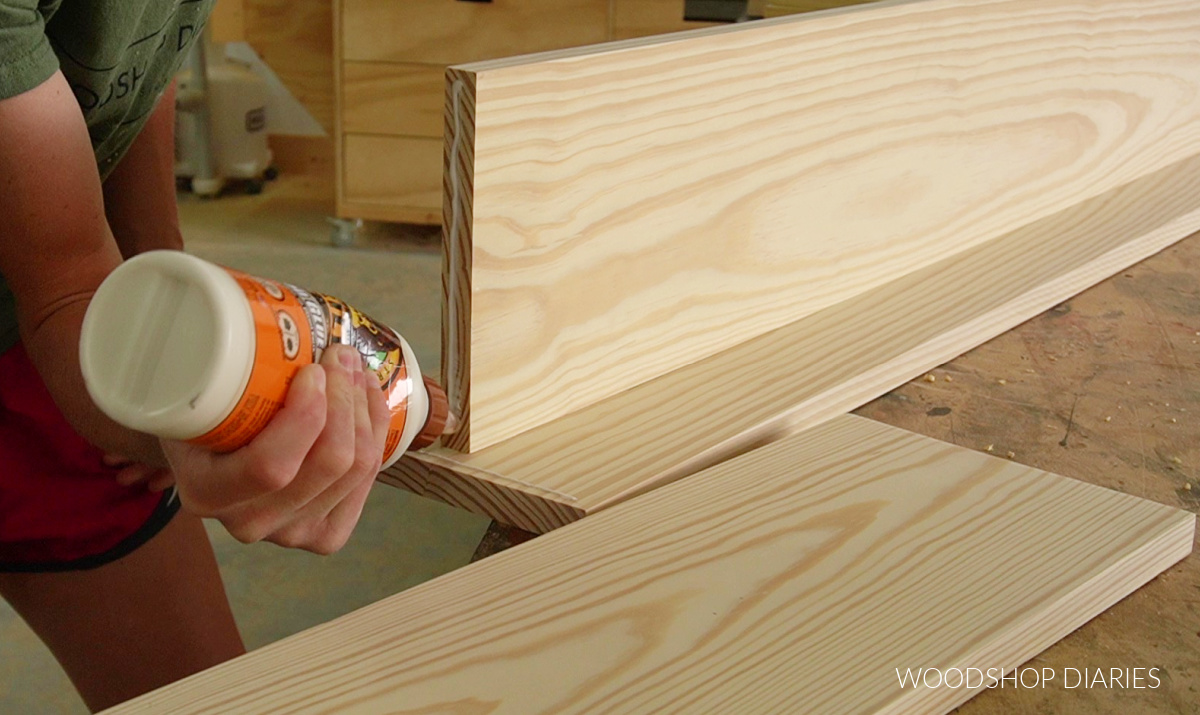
top-left (0, 72), bottom-right (166, 465)
top-left (102, 82), bottom-right (183, 257)
top-left (23, 297), bottom-right (167, 466)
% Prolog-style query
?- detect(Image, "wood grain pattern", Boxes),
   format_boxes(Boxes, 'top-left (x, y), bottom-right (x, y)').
top-left (340, 62), bottom-right (445, 138)
top-left (340, 0), bottom-right (609, 65)
top-left (441, 67), bottom-right (477, 448)
top-left (108, 416), bottom-right (1195, 714)
top-left (244, 0), bottom-right (334, 132)
top-left (445, 0), bottom-right (1200, 451)
top-left (342, 134), bottom-right (443, 209)
top-left (403, 153), bottom-right (1200, 530)
top-left (611, 0), bottom-right (720, 40)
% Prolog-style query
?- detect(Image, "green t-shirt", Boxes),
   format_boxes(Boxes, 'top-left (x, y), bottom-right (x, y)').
top-left (0, 0), bottom-right (215, 354)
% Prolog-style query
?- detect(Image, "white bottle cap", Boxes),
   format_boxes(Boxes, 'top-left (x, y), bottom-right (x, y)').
top-left (80, 251), bottom-right (255, 441)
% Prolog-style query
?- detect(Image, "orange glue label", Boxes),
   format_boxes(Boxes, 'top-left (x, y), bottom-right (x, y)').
top-left (190, 269), bottom-right (410, 460)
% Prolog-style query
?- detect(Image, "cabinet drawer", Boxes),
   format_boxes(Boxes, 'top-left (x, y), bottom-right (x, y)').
top-left (342, 63), bottom-right (445, 138)
top-left (340, 0), bottom-right (609, 65)
top-left (763, 0), bottom-right (882, 17)
top-left (612, 0), bottom-right (720, 40)
top-left (342, 135), bottom-right (443, 210)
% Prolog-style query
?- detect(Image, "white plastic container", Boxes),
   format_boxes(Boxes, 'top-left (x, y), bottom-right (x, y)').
top-left (79, 251), bottom-right (448, 468)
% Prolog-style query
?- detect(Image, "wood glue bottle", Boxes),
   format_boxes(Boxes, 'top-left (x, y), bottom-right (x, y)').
top-left (79, 251), bottom-right (449, 467)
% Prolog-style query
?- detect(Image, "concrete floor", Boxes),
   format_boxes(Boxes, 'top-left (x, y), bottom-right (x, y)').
top-left (0, 180), bottom-right (490, 714)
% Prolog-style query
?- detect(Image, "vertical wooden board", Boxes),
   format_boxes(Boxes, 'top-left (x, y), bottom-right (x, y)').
top-left (402, 153), bottom-right (1200, 529)
top-left (342, 135), bottom-right (443, 207)
top-left (448, 0), bottom-right (1200, 451)
top-left (339, 0), bottom-right (610, 65)
top-left (442, 67), bottom-right (477, 448)
top-left (611, 0), bottom-right (720, 40)
top-left (108, 416), bottom-right (1195, 714)
top-left (244, 0), bottom-right (334, 132)
top-left (341, 62), bottom-right (445, 138)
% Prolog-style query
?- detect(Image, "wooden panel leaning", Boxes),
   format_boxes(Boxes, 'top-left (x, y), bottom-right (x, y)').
top-left (107, 416), bottom-right (1195, 714)
top-left (441, 0), bottom-right (1200, 453)
top-left (244, 0), bottom-right (334, 132)
top-left (396, 154), bottom-right (1200, 532)
top-left (340, 0), bottom-right (610, 65)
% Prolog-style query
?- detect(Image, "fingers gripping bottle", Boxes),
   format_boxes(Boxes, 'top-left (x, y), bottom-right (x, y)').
top-left (79, 251), bottom-right (449, 467)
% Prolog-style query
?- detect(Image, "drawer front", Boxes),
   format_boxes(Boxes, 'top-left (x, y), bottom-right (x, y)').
top-left (763, 0), bottom-right (882, 17)
top-left (612, 0), bottom-right (719, 40)
top-left (342, 62), bottom-right (446, 138)
top-left (341, 0), bottom-right (609, 65)
top-left (342, 135), bottom-right (443, 209)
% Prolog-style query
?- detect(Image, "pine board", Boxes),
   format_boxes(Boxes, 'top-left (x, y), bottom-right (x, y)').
top-left (107, 415), bottom-right (1195, 714)
top-left (442, 0), bottom-right (1200, 452)
top-left (397, 153), bottom-right (1200, 532)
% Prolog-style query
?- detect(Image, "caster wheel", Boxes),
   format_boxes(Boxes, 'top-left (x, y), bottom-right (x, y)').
top-left (327, 217), bottom-right (363, 248)
top-left (263, 166), bottom-right (280, 181)
top-left (191, 177), bottom-right (224, 198)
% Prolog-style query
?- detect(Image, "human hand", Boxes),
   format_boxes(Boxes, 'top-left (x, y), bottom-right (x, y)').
top-left (161, 344), bottom-right (391, 554)
top-left (105, 454), bottom-right (176, 493)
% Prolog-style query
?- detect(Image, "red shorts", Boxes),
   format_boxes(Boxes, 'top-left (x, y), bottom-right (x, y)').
top-left (0, 344), bottom-right (177, 572)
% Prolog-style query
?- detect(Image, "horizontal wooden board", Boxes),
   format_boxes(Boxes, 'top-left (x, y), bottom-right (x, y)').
top-left (398, 153), bottom-right (1200, 532)
top-left (444, 0), bottom-right (1200, 451)
top-left (339, 0), bottom-right (609, 65)
top-left (611, 0), bottom-right (721, 40)
top-left (108, 416), bottom-right (1195, 714)
top-left (340, 62), bottom-right (445, 138)
top-left (341, 134), bottom-right (442, 209)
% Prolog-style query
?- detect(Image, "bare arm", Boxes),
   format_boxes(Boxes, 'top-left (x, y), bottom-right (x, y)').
top-left (0, 71), bottom-right (164, 464)
top-left (103, 81), bottom-right (184, 258)
top-left (2, 71), bottom-right (394, 553)
top-left (1, 72), bottom-right (391, 554)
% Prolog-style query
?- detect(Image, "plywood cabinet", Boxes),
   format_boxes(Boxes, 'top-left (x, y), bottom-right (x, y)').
top-left (763, 0), bottom-right (883, 17)
top-left (341, 0), bottom-right (610, 65)
top-left (334, 0), bottom-right (724, 226)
